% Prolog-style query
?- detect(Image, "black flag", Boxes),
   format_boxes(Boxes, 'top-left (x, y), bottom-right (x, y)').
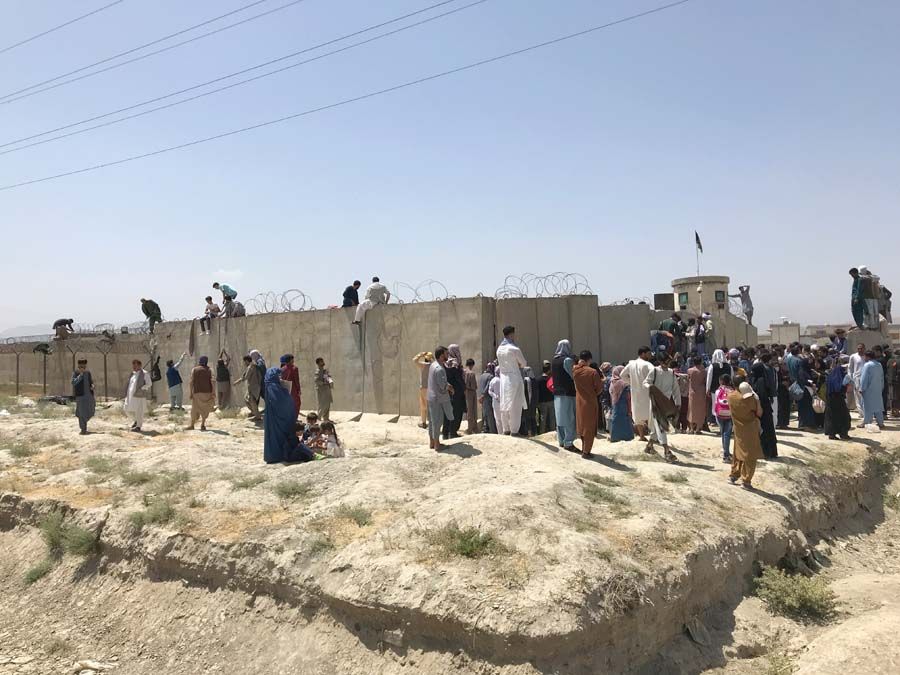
top-left (695, 231), bottom-right (703, 254)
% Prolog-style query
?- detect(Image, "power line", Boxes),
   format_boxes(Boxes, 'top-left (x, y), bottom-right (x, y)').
top-left (0, 1), bottom-right (128, 56)
top-left (0, 0), bottom-right (305, 104)
top-left (0, 0), bottom-right (476, 154)
top-left (0, 0), bottom-right (696, 192)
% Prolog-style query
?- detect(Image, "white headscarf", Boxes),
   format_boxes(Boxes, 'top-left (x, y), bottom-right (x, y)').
top-left (554, 339), bottom-right (572, 358)
top-left (711, 349), bottom-right (726, 365)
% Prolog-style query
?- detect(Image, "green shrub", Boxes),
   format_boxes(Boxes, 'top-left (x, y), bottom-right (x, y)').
top-left (121, 470), bottom-right (154, 487)
top-left (335, 504), bottom-right (372, 527)
top-left (85, 455), bottom-right (117, 475)
top-left (230, 474), bottom-right (267, 491)
top-left (755, 566), bottom-right (837, 624)
top-left (662, 472), bottom-right (688, 484)
top-left (62, 525), bottom-right (99, 556)
top-left (25, 558), bottom-right (55, 584)
top-left (40, 512), bottom-right (66, 555)
top-left (427, 522), bottom-right (506, 559)
top-left (154, 470), bottom-right (190, 493)
top-left (129, 499), bottom-right (176, 530)
top-left (9, 442), bottom-right (37, 459)
top-left (272, 479), bottom-right (312, 501)
top-left (582, 483), bottom-right (628, 506)
top-left (575, 472), bottom-right (621, 487)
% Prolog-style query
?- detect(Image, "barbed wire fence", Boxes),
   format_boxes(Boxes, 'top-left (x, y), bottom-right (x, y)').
top-left (494, 272), bottom-right (594, 299)
top-left (391, 279), bottom-right (454, 304)
top-left (246, 289), bottom-right (316, 313)
top-left (609, 296), bottom-right (652, 306)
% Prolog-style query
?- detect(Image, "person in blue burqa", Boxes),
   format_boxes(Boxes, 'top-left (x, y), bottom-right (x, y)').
top-left (263, 367), bottom-right (314, 464)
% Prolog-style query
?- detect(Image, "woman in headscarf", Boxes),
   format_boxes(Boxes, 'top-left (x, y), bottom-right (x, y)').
top-left (608, 366), bottom-right (634, 442)
top-left (442, 344), bottom-right (466, 439)
top-left (188, 356), bottom-right (216, 431)
top-left (263, 367), bottom-right (314, 463)
top-left (706, 349), bottom-right (732, 427)
top-left (750, 359), bottom-right (778, 458)
top-left (728, 382), bottom-right (764, 489)
top-left (280, 354), bottom-right (301, 420)
top-left (823, 357), bottom-right (852, 440)
top-left (552, 339), bottom-right (577, 450)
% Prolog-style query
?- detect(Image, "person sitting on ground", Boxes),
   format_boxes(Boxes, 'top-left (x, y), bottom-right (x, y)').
top-left (213, 282), bottom-right (237, 302)
top-left (199, 296), bottom-right (220, 335)
top-left (301, 412), bottom-right (319, 441)
top-left (52, 318), bottom-right (75, 340)
top-left (353, 276), bottom-right (391, 324)
top-left (342, 280), bottom-right (361, 308)
top-left (714, 374), bottom-right (735, 462)
top-left (140, 298), bottom-right (163, 333)
top-left (727, 382), bottom-right (764, 489)
top-left (187, 356), bottom-right (215, 431)
top-left (307, 421), bottom-right (345, 458)
top-left (263, 367), bottom-right (314, 464)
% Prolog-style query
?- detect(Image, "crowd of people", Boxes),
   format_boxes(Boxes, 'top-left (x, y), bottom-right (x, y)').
top-left (417, 320), bottom-right (899, 489)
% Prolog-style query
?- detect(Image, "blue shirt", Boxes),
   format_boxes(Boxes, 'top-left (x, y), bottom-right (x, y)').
top-left (166, 366), bottom-right (182, 388)
top-left (219, 284), bottom-right (236, 299)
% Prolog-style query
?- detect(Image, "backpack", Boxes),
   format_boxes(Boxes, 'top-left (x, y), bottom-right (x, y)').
top-left (150, 356), bottom-right (162, 382)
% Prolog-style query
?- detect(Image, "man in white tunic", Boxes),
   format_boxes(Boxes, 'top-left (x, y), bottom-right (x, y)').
top-left (124, 359), bottom-right (152, 432)
top-left (620, 346), bottom-right (655, 441)
top-left (848, 342), bottom-right (866, 417)
top-left (643, 353), bottom-right (681, 462)
top-left (495, 325), bottom-right (528, 435)
top-left (353, 276), bottom-right (391, 324)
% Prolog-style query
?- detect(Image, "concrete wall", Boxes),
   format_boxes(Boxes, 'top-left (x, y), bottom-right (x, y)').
top-left (7, 294), bottom-right (760, 409)
top-left (597, 304), bottom-right (652, 366)
top-left (493, 296), bottom-right (601, 369)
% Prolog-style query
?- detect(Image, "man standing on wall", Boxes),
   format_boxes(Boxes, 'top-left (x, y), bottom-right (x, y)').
top-left (621, 346), bottom-right (655, 442)
top-left (72, 359), bottom-right (95, 435)
top-left (353, 276), bottom-right (391, 325)
top-left (729, 285), bottom-right (754, 326)
top-left (140, 298), bottom-right (162, 334)
top-left (342, 280), bottom-right (361, 308)
top-left (124, 359), bottom-right (151, 433)
top-left (496, 325), bottom-right (528, 435)
top-left (52, 318), bottom-right (75, 340)
top-left (314, 357), bottom-right (334, 421)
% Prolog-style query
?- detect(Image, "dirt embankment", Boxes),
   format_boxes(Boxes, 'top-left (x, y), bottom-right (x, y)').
top-left (1, 401), bottom-right (899, 674)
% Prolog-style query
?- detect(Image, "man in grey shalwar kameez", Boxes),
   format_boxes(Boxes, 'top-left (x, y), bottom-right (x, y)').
top-left (72, 359), bottom-right (96, 435)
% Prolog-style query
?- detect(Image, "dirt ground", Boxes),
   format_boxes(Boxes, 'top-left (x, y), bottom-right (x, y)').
top-left (1, 396), bottom-right (899, 674)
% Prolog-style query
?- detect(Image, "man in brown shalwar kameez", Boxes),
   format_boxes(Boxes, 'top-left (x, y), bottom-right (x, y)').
top-left (573, 350), bottom-right (603, 459)
top-left (188, 356), bottom-right (216, 431)
top-left (727, 382), bottom-right (764, 489)
top-left (687, 356), bottom-right (707, 434)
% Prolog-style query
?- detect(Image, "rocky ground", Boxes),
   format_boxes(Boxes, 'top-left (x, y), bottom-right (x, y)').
top-left (1, 395), bottom-right (899, 674)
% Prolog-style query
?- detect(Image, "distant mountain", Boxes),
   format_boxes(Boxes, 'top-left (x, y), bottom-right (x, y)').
top-left (0, 324), bottom-right (52, 339)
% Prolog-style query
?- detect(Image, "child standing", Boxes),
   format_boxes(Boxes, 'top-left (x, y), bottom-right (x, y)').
top-left (714, 374), bottom-right (734, 462)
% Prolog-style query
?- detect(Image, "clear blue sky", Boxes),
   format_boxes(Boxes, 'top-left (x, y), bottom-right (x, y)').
top-left (1, 0), bottom-right (898, 332)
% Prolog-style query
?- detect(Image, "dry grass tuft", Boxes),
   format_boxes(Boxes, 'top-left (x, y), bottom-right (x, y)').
top-left (425, 521), bottom-right (508, 559)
